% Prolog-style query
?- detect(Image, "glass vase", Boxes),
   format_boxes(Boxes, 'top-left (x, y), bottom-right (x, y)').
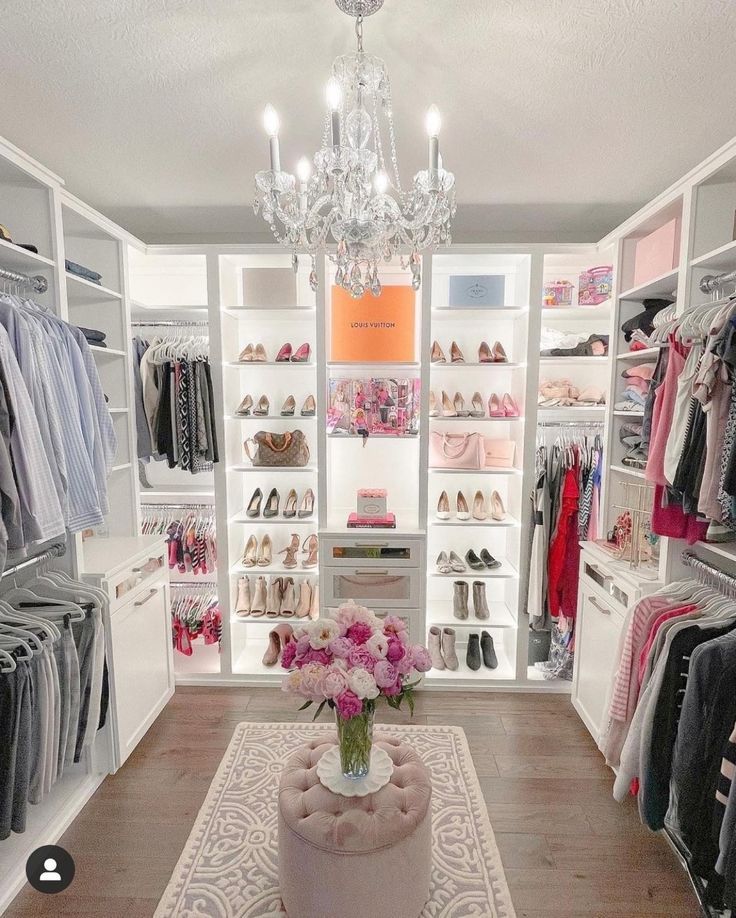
top-left (335, 708), bottom-right (374, 778)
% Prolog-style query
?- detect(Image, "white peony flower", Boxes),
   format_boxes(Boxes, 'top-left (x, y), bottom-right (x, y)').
top-left (366, 631), bottom-right (389, 659)
top-left (309, 618), bottom-right (341, 649)
top-left (349, 667), bottom-right (380, 700)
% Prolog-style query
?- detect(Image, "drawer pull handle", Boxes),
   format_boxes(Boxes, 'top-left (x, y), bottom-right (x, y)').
top-left (353, 542), bottom-right (390, 548)
top-left (589, 596), bottom-right (612, 615)
top-left (134, 589), bottom-right (158, 607)
top-left (353, 569), bottom-right (390, 576)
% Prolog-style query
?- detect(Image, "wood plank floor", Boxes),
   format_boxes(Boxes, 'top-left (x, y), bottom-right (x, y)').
top-left (6, 687), bottom-right (699, 918)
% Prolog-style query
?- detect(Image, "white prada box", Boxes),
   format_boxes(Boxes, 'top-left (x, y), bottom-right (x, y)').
top-left (356, 494), bottom-right (388, 518)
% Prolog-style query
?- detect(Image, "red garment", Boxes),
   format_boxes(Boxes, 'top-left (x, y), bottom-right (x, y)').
top-left (636, 603), bottom-right (698, 688)
top-left (547, 465), bottom-right (581, 621)
top-left (651, 484), bottom-right (709, 544)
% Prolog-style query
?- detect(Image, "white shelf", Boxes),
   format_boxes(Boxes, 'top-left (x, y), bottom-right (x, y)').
top-left (616, 347), bottom-right (661, 360)
top-left (0, 238), bottom-right (55, 271)
top-left (540, 303), bottom-right (612, 321)
top-left (691, 239), bottom-right (736, 271)
top-left (428, 467), bottom-right (523, 476)
top-left (432, 307), bottom-right (528, 319)
top-left (170, 571), bottom-right (218, 584)
top-left (65, 272), bottom-right (122, 301)
top-left (222, 307), bottom-right (316, 319)
top-left (229, 465), bottom-right (318, 473)
top-left (327, 361), bottom-right (420, 370)
top-left (140, 488), bottom-right (215, 502)
top-left (424, 645), bottom-right (515, 682)
top-left (225, 414), bottom-right (317, 421)
top-left (538, 356), bottom-right (609, 365)
top-left (231, 614), bottom-right (311, 625)
top-left (613, 409), bottom-right (644, 418)
top-left (110, 462), bottom-right (132, 473)
top-left (327, 432), bottom-right (420, 440)
top-left (537, 406), bottom-right (606, 418)
top-left (231, 563), bottom-right (318, 576)
top-left (692, 541), bottom-right (736, 562)
top-left (610, 464), bottom-right (647, 479)
top-left (618, 268), bottom-right (678, 300)
top-left (429, 416), bottom-right (524, 423)
top-left (230, 515), bottom-right (316, 526)
top-left (429, 516), bottom-right (519, 528)
top-left (429, 561), bottom-right (518, 580)
top-left (108, 407), bottom-right (129, 414)
top-left (225, 360), bottom-right (314, 368)
top-left (232, 643), bottom-right (286, 679)
top-left (431, 361), bottom-right (523, 369)
top-left (90, 345), bottom-right (127, 358)
top-left (426, 600), bottom-right (516, 629)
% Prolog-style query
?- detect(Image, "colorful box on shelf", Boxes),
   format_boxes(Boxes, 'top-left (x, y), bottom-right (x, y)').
top-left (328, 377), bottom-right (421, 435)
top-left (347, 512), bottom-right (396, 529)
top-left (331, 285), bottom-right (416, 361)
top-left (356, 488), bottom-right (387, 518)
top-left (543, 279), bottom-right (574, 307)
top-left (448, 274), bottom-right (506, 308)
top-left (633, 219), bottom-right (680, 287)
top-left (578, 266), bottom-right (613, 305)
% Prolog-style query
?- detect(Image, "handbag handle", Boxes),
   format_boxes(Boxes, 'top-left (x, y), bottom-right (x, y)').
top-left (243, 439), bottom-right (257, 461)
top-left (441, 433), bottom-right (470, 458)
top-left (264, 432), bottom-right (293, 453)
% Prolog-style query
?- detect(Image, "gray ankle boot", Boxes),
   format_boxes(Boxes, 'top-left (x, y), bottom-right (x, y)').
top-left (441, 628), bottom-right (459, 671)
top-left (473, 580), bottom-right (490, 620)
top-left (453, 581), bottom-right (469, 620)
top-left (428, 626), bottom-right (445, 670)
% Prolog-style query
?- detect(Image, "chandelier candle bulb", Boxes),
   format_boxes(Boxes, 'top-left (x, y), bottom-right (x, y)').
top-left (426, 104), bottom-right (441, 174)
top-left (327, 78), bottom-right (342, 148)
top-left (263, 104), bottom-right (281, 172)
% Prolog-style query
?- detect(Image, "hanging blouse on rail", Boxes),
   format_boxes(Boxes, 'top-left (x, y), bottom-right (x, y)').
top-left (133, 336), bottom-right (218, 472)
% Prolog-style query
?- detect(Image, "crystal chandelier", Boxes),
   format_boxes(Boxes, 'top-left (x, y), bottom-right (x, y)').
top-left (253, 0), bottom-right (456, 296)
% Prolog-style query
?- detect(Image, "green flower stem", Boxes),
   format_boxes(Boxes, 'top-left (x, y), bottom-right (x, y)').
top-left (336, 709), bottom-right (374, 778)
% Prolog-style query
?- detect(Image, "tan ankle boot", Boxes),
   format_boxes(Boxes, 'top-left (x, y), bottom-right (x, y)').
top-left (250, 576), bottom-right (267, 616)
top-left (309, 581), bottom-right (319, 620)
top-left (280, 577), bottom-right (296, 616)
top-left (235, 576), bottom-right (251, 616)
top-left (428, 626), bottom-right (445, 670)
top-left (442, 628), bottom-right (459, 671)
top-left (295, 580), bottom-right (312, 617)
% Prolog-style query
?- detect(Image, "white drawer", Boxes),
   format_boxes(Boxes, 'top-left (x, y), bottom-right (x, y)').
top-left (322, 565), bottom-right (421, 609)
top-left (580, 558), bottom-right (633, 615)
top-left (325, 607), bottom-right (424, 644)
top-left (321, 534), bottom-right (423, 568)
top-left (106, 551), bottom-right (168, 611)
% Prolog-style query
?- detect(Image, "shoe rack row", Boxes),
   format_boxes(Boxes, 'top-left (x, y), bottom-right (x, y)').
top-left (237, 342), bottom-right (312, 363)
top-left (429, 391), bottom-right (521, 418)
top-left (238, 533), bottom-right (318, 570)
top-left (235, 394), bottom-right (316, 417)
top-left (242, 487), bottom-right (315, 519)
top-left (429, 626), bottom-right (499, 672)
top-left (234, 574), bottom-right (319, 620)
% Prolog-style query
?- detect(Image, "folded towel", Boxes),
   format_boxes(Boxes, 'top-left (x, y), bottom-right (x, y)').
top-left (66, 259), bottom-right (103, 284)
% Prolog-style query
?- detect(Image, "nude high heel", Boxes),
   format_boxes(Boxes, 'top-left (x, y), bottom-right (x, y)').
top-left (280, 577), bottom-right (296, 616)
top-left (284, 489), bottom-right (298, 518)
top-left (441, 390), bottom-right (457, 417)
top-left (492, 341), bottom-right (508, 363)
top-left (473, 490), bottom-right (487, 520)
top-left (450, 341), bottom-right (465, 363)
top-left (250, 576), bottom-right (267, 615)
top-left (281, 395), bottom-right (296, 416)
top-left (280, 534), bottom-right (300, 569)
top-left (436, 490), bottom-right (450, 520)
top-left (257, 534), bottom-right (272, 567)
top-left (453, 392), bottom-right (468, 417)
top-left (295, 580), bottom-right (312, 618)
top-left (489, 393), bottom-right (504, 417)
top-left (300, 395), bottom-right (316, 416)
top-left (430, 340), bottom-right (446, 363)
top-left (309, 580), bottom-right (319, 620)
top-left (298, 488), bottom-right (315, 518)
top-left (456, 491), bottom-right (470, 521)
top-left (302, 534), bottom-right (319, 569)
top-left (242, 534), bottom-right (257, 567)
top-left (502, 393), bottom-right (520, 417)
top-left (235, 576), bottom-right (251, 616)
top-left (491, 490), bottom-right (506, 521)
top-left (238, 343), bottom-right (254, 362)
top-left (429, 390), bottom-right (439, 417)
top-left (236, 394), bottom-right (253, 416)
top-left (253, 343), bottom-right (267, 362)
top-left (254, 395), bottom-right (270, 416)
top-left (470, 392), bottom-right (485, 417)
top-left (266, 577), bottom-right (283, 617)
top-left (478, 341), bottom-right (492, 363)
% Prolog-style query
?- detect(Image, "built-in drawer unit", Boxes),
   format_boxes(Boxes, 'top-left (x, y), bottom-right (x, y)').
top-left (321, 534), bottom-right (424, 568)
top-left (322, 566), bottom-right (421, 609)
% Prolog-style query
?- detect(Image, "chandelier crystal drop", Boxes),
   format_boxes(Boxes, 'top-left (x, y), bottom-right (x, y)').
top-left (253, 0), bottom-right (456, 295)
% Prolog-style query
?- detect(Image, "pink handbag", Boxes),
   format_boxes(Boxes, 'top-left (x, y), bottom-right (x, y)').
top-left (484, 438), bottom-right (516, 468)
top-left (429, 431), bottom-right (485, 469)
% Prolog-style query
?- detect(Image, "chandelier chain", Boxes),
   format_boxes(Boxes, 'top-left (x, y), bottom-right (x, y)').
top-left (355, 14), bottom-right (364, 52)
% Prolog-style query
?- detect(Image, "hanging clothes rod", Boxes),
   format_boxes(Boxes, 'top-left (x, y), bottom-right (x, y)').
top-left (141, 502), bottom-right (214, 511)
top-left (537, 420), bottom-right (605, 428)
top-left (1, 541), bottom-right (67, 580)
top-left (682, 549), bottom-right (736, 595)
top-left (699, 268), bottom-right (736, 294)
top-left (169, 581), bottom-right (217, 589)
top-left (0, 264), bottom-right (49, 294)
top-left (132, 320), bottom-right (209, 327)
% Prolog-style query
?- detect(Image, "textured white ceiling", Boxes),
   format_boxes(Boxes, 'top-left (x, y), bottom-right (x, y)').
top-left (2, 0), bottom-right (736, 243)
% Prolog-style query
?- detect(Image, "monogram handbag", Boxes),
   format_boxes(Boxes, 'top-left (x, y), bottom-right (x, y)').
top-left (483, 438), bottom-right (516, 469)
top-left (429, 431), bottom-right (485, 469)
top-left (244, 430), bottom-right (310, 467)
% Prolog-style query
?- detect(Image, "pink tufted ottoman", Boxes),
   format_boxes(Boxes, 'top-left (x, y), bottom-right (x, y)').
top-left (278, 734), bottom-right (432, 918)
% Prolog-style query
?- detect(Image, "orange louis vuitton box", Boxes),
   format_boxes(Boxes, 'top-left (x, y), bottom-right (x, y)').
top-left (330, 285), bottom-right (416, 362)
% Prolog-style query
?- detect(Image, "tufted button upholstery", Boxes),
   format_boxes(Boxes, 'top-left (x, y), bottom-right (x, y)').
top-left (278, 734), bottom-right (433, 918)
top-left (279, 734), bottom-right (432, 853)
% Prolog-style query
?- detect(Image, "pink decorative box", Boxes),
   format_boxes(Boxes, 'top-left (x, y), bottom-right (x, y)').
top-left (633, 217), bottom-right (680, 287)
top-left (356, 489), bottom-right (387, 518)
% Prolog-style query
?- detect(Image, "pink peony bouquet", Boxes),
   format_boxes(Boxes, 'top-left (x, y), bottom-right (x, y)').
top-left (281, 601), bottom-right (431, 720)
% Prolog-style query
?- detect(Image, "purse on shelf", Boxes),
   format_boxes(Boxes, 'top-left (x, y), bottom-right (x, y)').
top-left (429, 431), bottom-right (485, 469)
top-left (483, 438), bottom-right (516, 469)
top-left (243, 430), bottom-right (310, 467)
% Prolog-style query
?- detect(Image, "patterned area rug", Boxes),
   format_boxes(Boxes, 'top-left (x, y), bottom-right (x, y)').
top-left (154, 722), bottom-right (516, 918)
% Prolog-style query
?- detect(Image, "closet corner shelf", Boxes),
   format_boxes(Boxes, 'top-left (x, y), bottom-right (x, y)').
top-left (538, 356), bottom-right (609, 365)
top-left (225, 360), bottom-right (314, 368)
top-left (690, 238), bottom-right (736, 271)
top-left (540, 303), bottom-right (612, 321)
top-left (65, 272), bottom-right (122, 302)
top-left (618, 268), bottom-right (679, 301)
top-left (90, 345), bottom-right (127, 358)
top-left (0, 238), bottom-right (55, 271)
top-left (425, 600), bottom-right (516, 630)
top-left (610, 464), bottom-right (647, 479)
top-left (429, 516), bottom-right (519, 528)
top-left (616, 346), bottom-right (661, 360)
top-left (431, 361), bottom-right (523, 370)
top-left (429, 562), bottom-right (518, 580)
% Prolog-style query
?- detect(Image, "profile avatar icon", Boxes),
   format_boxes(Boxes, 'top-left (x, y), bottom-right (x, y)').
top-left (39, 858), bottom-right (61, 882)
